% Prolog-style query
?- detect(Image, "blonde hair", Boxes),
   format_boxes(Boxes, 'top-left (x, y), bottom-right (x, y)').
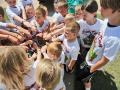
top-left (75, 5), bottom-right (82, 12)
top-left (0, 46), bottom-right (30, 89)
top-left (64, 14), bottom-right (75, 24)
top-left (57, 1), bottom-right (68, 8)
top-left (65, 21), bottom-right (80, 34)
top-left (36, 5), bottom-right (47, 18)
top-left (36, 59), bottom-right (61, 90)
top-left (47, 42), bottom-right (62, 58)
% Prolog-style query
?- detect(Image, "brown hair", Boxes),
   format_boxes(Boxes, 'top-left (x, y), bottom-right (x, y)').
top-left (65, 21), bottom-right (80, 34)
top-left (36, 5), bottom-right (47, 17)
top-left (82, 0), bottom-right (98, 13)
top-left (100, 0), bottom-right (120, 12)
top-left (0, 6), bottom-right (4, 17)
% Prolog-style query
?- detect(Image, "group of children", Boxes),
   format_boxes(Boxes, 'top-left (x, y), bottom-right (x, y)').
top-left (0, 0), bottom-right (120, 90)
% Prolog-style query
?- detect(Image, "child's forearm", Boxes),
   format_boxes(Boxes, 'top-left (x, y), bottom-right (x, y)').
top-left (51, 26), bottom-right (64, 36)
top-left (0, 34), bottom-right (8, 39)
top-left (90, 56), bottom-right (109, 73)
top-left (68, 60), bottom-right (76, 70)
top-left (13, 15), bottom-right (24, 23)
top-left (50, 23), bottom-right (64, 31)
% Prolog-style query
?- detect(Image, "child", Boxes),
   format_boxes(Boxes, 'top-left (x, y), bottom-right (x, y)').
top-left (0, 6), bottom-right (31, 40)
top-left (25, 5), bottom-right (35, 23)
top-left (54, 0), bottom-right (68, 24)
top-left (52, 21), bottom-right (80, 72)
top-left (75, 4), bottom-right (83, 21)
top-left (0, 46), bottom-right (30, 90)
top-left (5, 0), bottom-right (36, 33)
top-left (79, 0), bottom-right (120, 90)
top-left (45, 13), bottom-right (75, 40)
top-left (37, 41), bottom-right (66, 90)
top-left (78, 0), bottom-right (103, 62)
top-left (32, 5), bottom-right (49, 37)
top-left (35, 58), bottom-right (61, 90)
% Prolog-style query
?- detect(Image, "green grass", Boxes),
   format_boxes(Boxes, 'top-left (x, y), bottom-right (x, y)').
top-left (104, 53), bottom-right (120, 89)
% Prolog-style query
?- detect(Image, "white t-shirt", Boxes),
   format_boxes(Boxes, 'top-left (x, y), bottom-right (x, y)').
top-left (0, 22), bottom-right (18, 32)
top-left (52, 12), bottom-right (64, 24)
top-left (26, 16), bottom-right (35, 23)
top-left (17, 0), bottom-right (33, 8)
top-left (32, 19), bottom-right (49, 33)
top-left (0, 83), bottom-right (7, 90)
top-left (58, 34), bottom-right (80, 61)
top-left (86, 20), bottom-right (120, 66)
top-left (23, 61), bottom-right (35, 87)
top-left (6, 5), bottom-right (22, 26)
top-left (0, 22), bottom-right (8, 30)
top-left (0, 22), bottom-right (7, 27)
top-left (78, 19), bottom-right (104, 48)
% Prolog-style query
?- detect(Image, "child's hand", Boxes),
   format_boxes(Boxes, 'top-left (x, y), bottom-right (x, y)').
top-left (68, 64), bottom-right (73, 71)
top-left (44, 33), bottom-right (52, 40)
top-left (8, 35), bottom-right (20, 44)
top-left (41, 45), bottom-right (47, 54)
top-left (16, 34), bottom-right (25, 42)
top-left (43, 32), bottom-right (48, 39)
top-left (36, 33), bottom-right (43, 38)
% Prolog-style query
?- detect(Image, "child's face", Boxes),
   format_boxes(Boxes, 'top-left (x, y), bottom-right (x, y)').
top-left (47, 50), bottom-right (58, 61)
top-left (0, 14), bottom-right (4, 21)
top-left (35, 14), bottom-right (45, 25)
top-left (64, 28), bottom-right (77, 41)
top-left (6, 0), bottom-right (16, 7)
top-left (58, 6), bottom-right (67, 16)
top-left (26, 7), bottom-right (35, 19)
top-left (100, 7), bottom-right (113, 18)
top-left (83, 10), bottom-right (95, 22)
top-left (75, 10), bottom-right (83, 20)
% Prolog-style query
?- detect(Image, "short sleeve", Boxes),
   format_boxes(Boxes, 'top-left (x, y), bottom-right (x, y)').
top-left (0, 22), bottom-right (7, 27)
top-left (6, 7), bottom-right (17, 18)
top-left (103, 38), bottom-right (120, 61)
top-left (0, 83), bottom-right (7, 90)
top-left (58, 34), bottom-right (65, 41)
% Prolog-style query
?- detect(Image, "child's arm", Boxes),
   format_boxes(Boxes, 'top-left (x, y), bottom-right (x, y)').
top-left (7, 23), bottom-right (31, 35)
top-left (40, 45), bottom-right (49, 58)
top-left (68, 60), bottom-right (76, 70)
top-left (90, 56), bottom-right (109, 73)
top-left (37, 48), bottom-right (42, 60)
top-left (90, 38), bottom-right (120, 73)
top-left (50, 23), bottom-right (64, 31)
top-left (0, 29), bottom-right (24, 42)
top-left (0, 34), bottom-right (19, 44)
top-left (6, 8), bottom-right (36, 31)
top-left (45, 26), bottom-right (65, 40)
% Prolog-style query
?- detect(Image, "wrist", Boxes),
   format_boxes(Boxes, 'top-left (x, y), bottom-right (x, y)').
top-left (7, 35), bottom-right (10, 39)
top-left (21, 20), bottom-right (26, 25)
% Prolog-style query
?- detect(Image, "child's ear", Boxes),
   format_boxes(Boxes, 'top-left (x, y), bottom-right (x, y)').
top-left (118, 9), bottom-right (120, 12)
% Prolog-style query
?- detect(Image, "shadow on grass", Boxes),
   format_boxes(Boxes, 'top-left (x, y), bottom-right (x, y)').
top-left (91, 71), bottom-right (118, 90)
top-left (64, 70), bottom-right (117, 90)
